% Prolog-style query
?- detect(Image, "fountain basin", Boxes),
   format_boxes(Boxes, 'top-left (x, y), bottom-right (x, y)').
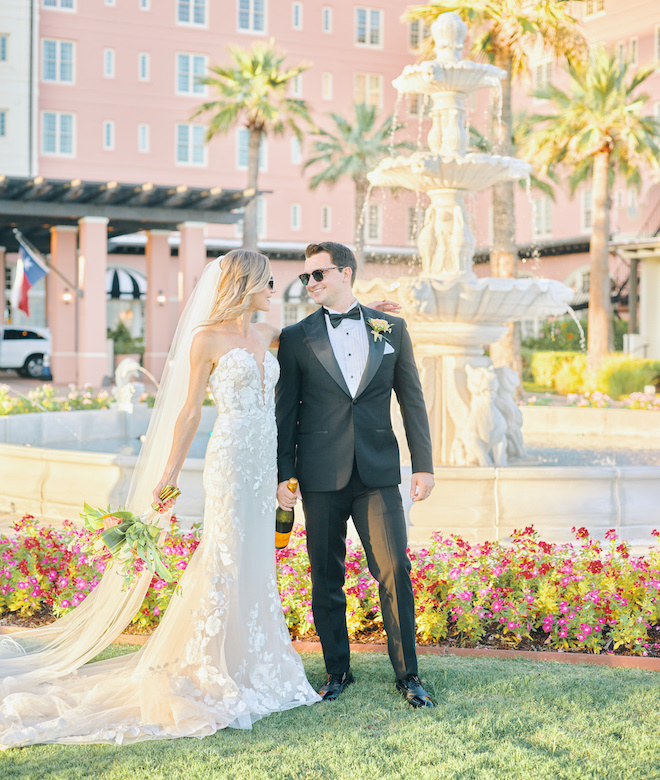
top-left (394, 60), bottom-right (505, 95)
top-left (1, 408), bottom-right (660, 549)
top-left (357, 276), bottom-right (574, 324)
top-left (368, 152), bottom-right (532, 192)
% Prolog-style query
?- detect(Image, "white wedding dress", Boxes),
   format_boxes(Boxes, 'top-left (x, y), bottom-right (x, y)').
top-left (0, 347), bottom-right (319, 747)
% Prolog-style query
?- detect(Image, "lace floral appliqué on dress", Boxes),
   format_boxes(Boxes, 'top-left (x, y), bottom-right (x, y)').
top-left (0, 348), bottom-right (319, 747)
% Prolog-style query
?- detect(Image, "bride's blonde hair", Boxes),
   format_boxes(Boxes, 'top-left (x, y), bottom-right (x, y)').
top-left (204, 249), bottom-right (271, 325)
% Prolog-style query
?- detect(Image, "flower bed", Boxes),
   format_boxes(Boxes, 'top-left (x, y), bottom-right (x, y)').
top-left (0, 384), bottom-right (113, 415)
top-left (1, 517), bottom-right (659, 657)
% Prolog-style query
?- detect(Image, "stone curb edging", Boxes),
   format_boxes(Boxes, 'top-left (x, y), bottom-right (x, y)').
top-left (3, 627), bottom-right (656, 672)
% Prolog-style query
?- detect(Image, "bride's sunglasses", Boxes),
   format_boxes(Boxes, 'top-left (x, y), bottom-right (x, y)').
top-left (298, 266), bottom-right (345, 286)
top-left (267, 278), bottom-right (274, 289)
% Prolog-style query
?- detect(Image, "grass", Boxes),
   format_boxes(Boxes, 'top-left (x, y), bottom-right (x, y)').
top-left (2, 646), bottom-right (660, 780)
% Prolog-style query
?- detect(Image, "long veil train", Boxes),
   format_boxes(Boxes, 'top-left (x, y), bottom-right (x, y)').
top-left (0, 258), bottom-right (223, 683)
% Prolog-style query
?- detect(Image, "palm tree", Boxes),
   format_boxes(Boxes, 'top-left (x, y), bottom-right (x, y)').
top-left (191, 41), bottom-right (313, 249)
top-left (303, 102), bottom-right (412, 270)
top-left (403, 1), bottom-right (586, 375)
top-left (524, 49), bottom-right (660, 370)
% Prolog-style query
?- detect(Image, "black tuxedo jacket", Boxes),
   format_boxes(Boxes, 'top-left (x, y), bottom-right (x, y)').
top-left (275, 305), bottom-right (433, 492)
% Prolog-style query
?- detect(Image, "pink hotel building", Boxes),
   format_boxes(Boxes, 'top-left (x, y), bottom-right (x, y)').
top-left (0, 0), bottom-right (659, 385)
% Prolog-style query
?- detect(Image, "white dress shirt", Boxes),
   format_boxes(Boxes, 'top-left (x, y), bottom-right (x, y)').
top-left (324, 301), bottom-right (369, 397)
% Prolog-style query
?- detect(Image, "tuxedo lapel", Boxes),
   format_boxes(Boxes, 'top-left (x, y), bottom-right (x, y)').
top-left (302, 308), bottom-right (352, 397)
top-left (354, 307), bottom-right (386, 399)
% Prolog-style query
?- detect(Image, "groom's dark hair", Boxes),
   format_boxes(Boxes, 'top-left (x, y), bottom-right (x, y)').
top-left (305, 242), bottom-right (357, 287)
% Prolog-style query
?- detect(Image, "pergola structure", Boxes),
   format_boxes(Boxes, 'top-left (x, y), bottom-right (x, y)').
top-left (0, 175), bottom-right (253, 385)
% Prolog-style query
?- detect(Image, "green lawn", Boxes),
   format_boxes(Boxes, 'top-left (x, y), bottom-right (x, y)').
top-left (2, 645), bottom-right (660, 780)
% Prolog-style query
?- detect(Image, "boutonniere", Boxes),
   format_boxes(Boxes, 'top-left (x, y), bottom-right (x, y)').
top-left (366, 318), bottom-right (393, 343)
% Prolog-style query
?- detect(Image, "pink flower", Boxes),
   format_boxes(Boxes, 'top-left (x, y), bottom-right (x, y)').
top-left (60, 599), bottom-right (71, 608)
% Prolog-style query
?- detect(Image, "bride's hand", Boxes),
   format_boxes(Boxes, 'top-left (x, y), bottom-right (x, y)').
top-left (153, 480), bottom-right (179, 514)
top-left (368, 299), bottom-right (401, 314)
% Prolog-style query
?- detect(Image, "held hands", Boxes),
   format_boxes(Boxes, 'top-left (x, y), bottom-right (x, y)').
top-left (152, 480), bottom-right (180, 514)
top-left (411, 472), bottom-right (435, 502)
top-left (368, 299), bottom-right (402, 314)
top-left (277, 480), bottom-right (302, 510)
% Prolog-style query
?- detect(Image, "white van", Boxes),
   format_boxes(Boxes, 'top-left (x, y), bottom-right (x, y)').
top-left (0, 326), bottom-right (52, 378)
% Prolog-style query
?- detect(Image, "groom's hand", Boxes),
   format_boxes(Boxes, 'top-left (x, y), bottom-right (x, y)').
top-left (411, 472), bottom-right (435, 502)
top-left (277, 480), bottom-right (302, 510)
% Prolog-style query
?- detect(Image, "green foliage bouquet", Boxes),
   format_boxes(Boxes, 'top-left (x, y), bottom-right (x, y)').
top-left (79, 504), bottom-right (174, 589)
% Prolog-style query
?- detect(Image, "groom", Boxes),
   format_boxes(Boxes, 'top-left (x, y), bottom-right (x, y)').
top-left (276, 241), bottom-right (435, 708)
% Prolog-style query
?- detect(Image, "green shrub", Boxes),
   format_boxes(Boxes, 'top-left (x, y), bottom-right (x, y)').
top-left (523, 315), bottom-right (628, 352)
top-left (531, 351), bottom-right (583, 388)
top-left (595, 355), bottom-right (660, 400)
top-left (107, 321), bottom-right (144, 356)
top-left (554, 354), bottom-right (588, 395)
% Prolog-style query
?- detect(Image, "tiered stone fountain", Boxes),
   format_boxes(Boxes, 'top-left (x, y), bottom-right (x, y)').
top-left (357, 12), bottom-right (573, 470)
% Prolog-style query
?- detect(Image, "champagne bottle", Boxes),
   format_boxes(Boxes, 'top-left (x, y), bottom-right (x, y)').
top-left (275, 478), bottom-right (298, 549)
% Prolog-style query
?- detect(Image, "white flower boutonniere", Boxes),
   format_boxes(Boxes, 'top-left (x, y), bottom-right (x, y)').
top-left (367, 317), bottom-right (393, 343)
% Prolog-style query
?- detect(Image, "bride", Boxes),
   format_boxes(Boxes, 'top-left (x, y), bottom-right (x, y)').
top-left (0, 250), bottom-right (321, 747)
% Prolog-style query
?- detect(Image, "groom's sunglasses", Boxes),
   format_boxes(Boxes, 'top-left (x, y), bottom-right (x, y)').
top-left (298, 266), bottom-right (345, 286)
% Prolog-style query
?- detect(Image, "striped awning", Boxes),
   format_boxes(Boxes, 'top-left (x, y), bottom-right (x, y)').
top-left (106, 266), bottom-right (146, 300)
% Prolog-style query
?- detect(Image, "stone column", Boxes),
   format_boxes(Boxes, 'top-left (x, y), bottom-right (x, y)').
top-left (144, 229), bottom-right (173, 380)
top-left (77, 217), bottom-right (109, 386)
top-left (639, 254), bottom-right (660, 359)
top-left (47, 225), bottom-right (78, 383)
top-left (177, 221), bottom-right (207, 313)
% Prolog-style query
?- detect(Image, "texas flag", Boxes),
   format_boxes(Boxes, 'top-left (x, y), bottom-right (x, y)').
top-left (10, 241), bottom-right (50, 317)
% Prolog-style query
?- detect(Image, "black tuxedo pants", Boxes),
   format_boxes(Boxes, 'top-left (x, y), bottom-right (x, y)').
top-left (302, 465), bottom-right (418, 679)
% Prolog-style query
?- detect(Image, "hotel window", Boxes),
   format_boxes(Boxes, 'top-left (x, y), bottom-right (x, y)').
top-left (321, 205), bottom-right (332, 232)
top-left (354, 73), bottom-right (382, 109)
top-left (629, 37), bottom-right (638, 67)
top-left (292, 2), bottom-right (302, 30)
top-left (322, 6), bottom-right (332, 33)
top-left (43, 0), bottom-right (75, 8)
top-left (322, 72), bottom-right (333, 100)
top-left (42, 111), bottom-right (74, 156)
top-left (138, 123), bottom-right (150, 153)
top-left (291, 203), bottom-right (301, 231)
top-left (176, 53), bottom-right (206, 95)
top-left (176, 123), bottom-right (206, 165)
top-left (409, 19), bottom-right (427, 50)
top-left (584, 0), bottom-right (605, 16)
top-left (236, 127), bottom-right (267, 170)
top-left (140, 0), bottom-right (150, 8)
top-left (355, 8), bottom-right (382, 48)
top-left (655, 102), bottom-right (660, 122)
top-left (0, 35), bottom-right (7, 62)
top-left (581, 190), bottom-right (592, 233)
top-left (365, 203), bottom-right (382, 243)
top-left (103, 120), bottom-right (115, 150)
top-left (104, 48), bottom-right (115, 78)
top-left (105, 0), bottom-right (116, 6)
top-left (291, 137), bottom-right (301, 164)
top-left (42, 39), bottom-right (74, 83)
top-left (615, 41), bottom-right (625, 65)
top-left (0, 110), bottom-right (6, 138)
top-left (238, 0), bottom-right (266, 33)
top-left (533, 60), bottom-right (552, 90)
top-left (177, 0), bottom-right (206, 26)
top-left (138, 52), bottom-right (150, 81)
top-left (532, 197), bottom-right (552, 237)
top-left (656, 26), bottom-right (660, 62)
top-left (290, 73), bottom-right (302, 98)
top-left (628, 188), bottom-right (638, 215)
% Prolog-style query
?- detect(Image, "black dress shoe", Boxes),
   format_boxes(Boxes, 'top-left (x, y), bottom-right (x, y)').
top-left (318, 670), bottom-right (354, 701)
top-left (396, 674), bottom-right (435, 708)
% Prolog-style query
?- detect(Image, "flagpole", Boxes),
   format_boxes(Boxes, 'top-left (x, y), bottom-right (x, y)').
top-left (12, 228), bottom-right (83, 298)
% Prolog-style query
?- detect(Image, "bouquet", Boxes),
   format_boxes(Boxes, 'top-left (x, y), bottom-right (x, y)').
top-left (80, 488), bottom-right (179, 589)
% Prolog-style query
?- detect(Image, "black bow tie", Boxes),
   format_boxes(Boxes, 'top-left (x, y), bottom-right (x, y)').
top-left (324, 307), bottom-right (361, 328)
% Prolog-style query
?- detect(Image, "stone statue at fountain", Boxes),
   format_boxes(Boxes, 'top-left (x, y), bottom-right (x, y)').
top-left (356, 11), bottom-right (573, 468)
